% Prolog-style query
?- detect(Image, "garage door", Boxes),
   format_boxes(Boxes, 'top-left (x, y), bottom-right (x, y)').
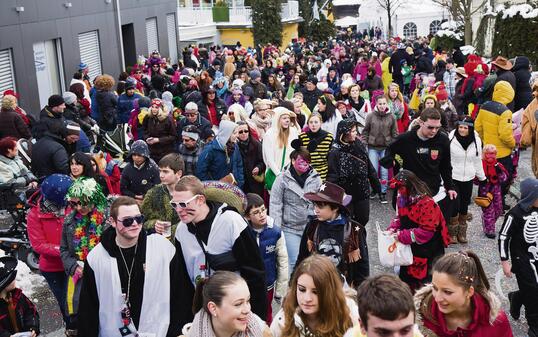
top-left (146, 17), bottom-right (159, 55)
top-left (167, 13), bottom-right (179, 64)
top-left (0, 49), bottom-right (16, 98)
top-left (78, 31), bottom-right (102, 81)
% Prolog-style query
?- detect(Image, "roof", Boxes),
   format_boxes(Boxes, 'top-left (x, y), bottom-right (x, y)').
top-left (333, 0), bottom-right (361, 6)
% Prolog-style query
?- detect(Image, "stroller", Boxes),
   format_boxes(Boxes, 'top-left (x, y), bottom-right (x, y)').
top-left (94, 123), bottom-right (132, 167)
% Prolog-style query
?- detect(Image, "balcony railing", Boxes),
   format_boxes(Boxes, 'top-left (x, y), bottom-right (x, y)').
top-left (178, 0), bottom-right (300, 25)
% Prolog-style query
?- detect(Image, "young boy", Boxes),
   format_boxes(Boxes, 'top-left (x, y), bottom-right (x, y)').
top-left (499, 177), bottom-right (538, 337)
top-left (0, 256), bottom-right (40, 336)
top-left (244, 193), bottom-right (288, 324)
top-left (141, 153), bottom-right (184, 240)
top-left (120, 140), bottom-right (160, 202)
top-left (297, 181), bottom-right (368, 287)
top-left (401, 60), bottom-right (412, 96)
top-left (355, 274), bottom-right (423, 337)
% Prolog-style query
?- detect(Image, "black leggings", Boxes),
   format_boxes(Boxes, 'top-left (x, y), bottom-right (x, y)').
top-left (348, 198), bottom-right (370, 287)
top-left (452, 180), bottom-right (473, 216)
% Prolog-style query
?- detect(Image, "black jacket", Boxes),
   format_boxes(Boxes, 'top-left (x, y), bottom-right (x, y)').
top-left (31, 133), bottom-right (69, 180)
top-left (512, 56), bottom-right (533, 111)
top-left (236, 138), bottom-right (265, 197)
top-left (495, 69), bottom-right (516, 111)
top-left (389, 49), bottom-right (412, 79)
top-left (78, 228), bottom-right (184, 337)
top-left (197, 98), bottom-right (227, 124)
top-left (32, 106), bottom-right (65, 139)
top-left (243, 81), bottom-right (268, 100)
top-left (95, 90), bottom-right (118, 131)
top-left (415, 55), bottom-right (434, 75)
top-left (177, 115), bottom-right (213, 141)
top-left (0, 288), bottom-right (39, 337)
top-left (384, 127), bottom-right (454, 195)
top-left (301, 87), bottom-right (323, 112)
top-left (120, 140), bottom-right (161, 197)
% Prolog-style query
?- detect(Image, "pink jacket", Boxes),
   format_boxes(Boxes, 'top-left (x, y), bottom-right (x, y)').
top-left (27, 196), bottom-right (67, 272)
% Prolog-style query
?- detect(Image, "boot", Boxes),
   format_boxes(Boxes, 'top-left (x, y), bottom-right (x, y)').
top-left (457, 214), bottom-right (468, 244)
top-left (508, 291), bottom-right (522, 320)
top-left (65, 330), bottom-right (78, 337)
top-left (448, 216), bottom-right (459, 244)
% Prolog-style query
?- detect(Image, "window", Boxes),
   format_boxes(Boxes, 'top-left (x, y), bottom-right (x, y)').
top-left (146, 17), bottom-right (159, 55)
top-left (430, 20), bottom-right (442, 35)
top-left (0, 49), bottom-right (16, 97)
top-left (403, 22), bottom-right (417, 39)
top-left (78, 31), bottom-right (102, 81)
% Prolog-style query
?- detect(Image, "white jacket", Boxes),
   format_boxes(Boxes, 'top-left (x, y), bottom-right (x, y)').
top-left (262, 109), bottom-right (299, 175)
top-left (449, 130), bottom-right (486, 182)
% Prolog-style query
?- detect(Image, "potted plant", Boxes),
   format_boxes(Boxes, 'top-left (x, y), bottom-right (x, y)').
top-left (212, 0), bottom-right (230, 22)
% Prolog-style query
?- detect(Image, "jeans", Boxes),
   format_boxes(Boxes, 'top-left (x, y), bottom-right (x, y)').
top-left (368, 148), bottom-right (387, 193)
top-left (282, 230), bottom-right (302, 276)
top-left (41, 271), bottom-right (69, 324)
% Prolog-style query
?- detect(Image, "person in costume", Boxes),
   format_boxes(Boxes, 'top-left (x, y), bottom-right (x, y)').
top-left (387, 170), bottom-right (450, 292)
top-left (60, 177), bottom-right (107, 335)
top-left (78, 196), bottom-right (183, 337)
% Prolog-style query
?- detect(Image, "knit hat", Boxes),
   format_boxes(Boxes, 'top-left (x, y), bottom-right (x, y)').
top-left (232, 79), bottom-right (245, 88)
top-left (41, 174), bottom-right (73, 207)
top-left (125, 79), bottom-right (136, 90)
top-left (2, 90), bottom-right (19, 99)
top-left (518, 178), bottom-right (538, 212)
top-left (0, 256), bottom-right (17, 292)
top-left (435, 86), bottom-right (449, 101)
top-left (306, 76), bottom-right (318, 85)
top-left (66, 177), bottom-right (107, 210)
top-left (65, 122), bottom-right (81, 136)
top-left (203, 181), bottom-right (247, 214)
top-left (63, 92), bottom-right (77, 105)
top-left (243, 86), bottom-right (254, 97)
top-left (48, 94), bottom-right (65, 108)
top-left (249, 69), bottom-right (261, 80)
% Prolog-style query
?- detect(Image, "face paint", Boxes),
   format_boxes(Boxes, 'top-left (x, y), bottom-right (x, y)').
top-left (293, 156), bottom-right (310, 174)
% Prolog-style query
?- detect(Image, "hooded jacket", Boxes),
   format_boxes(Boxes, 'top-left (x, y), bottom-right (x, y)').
top-left (512, 56), bottom-right (533, 111)
top-left (31, 133), bottom-right (69, 180)
top-left (475, 81), bottom-right (516, 158)
top-left (196, 120), bottom-right (244, 186)
top-left (415, 285), bottom-right (512, 337)
top-left (362, 106), bottom-right (398, 149)
top-left (120, 140), bottom-right (161, 197)
top-left (521, 95), bottom-right (538, 177)
top-left (449, 130), bottom-right (486, 182)
top-left (262, 109), bottom-right (299, 176)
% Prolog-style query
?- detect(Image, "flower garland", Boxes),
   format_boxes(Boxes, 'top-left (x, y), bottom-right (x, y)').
top-left (73, 208), bottom-right (105, 261)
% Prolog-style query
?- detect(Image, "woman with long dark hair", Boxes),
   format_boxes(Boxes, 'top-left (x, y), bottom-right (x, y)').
top-left (317, 93), bottom-right (342, 138)
top-left (69, 152), bottom-right (110, 195)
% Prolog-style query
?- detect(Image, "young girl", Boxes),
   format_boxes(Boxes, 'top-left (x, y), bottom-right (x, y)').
top-left (479, 144), bottom-right (508, 238)
top-left (0, 257), bottom-right (40, 336)
top-left (499, 178), bottom-right (538, 337)
top-left (388, 170), bottom-right (450, 292)
top-left (415, 251), bottom-right (513, 337)
top-left (270, 255), bottom-right (357, 337)
top-left (298, 113), bottom-right (334, 181)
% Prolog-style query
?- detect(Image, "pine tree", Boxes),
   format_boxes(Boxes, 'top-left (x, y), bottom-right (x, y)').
top-left (298, 0), bottom-right (336, 42)
top-left (252, 0), bottom-right (283, 46)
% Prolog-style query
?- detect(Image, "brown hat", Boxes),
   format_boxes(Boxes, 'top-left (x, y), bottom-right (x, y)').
top-left (492, 56), bottom-right (513, 71)
top-left (304, 182), bottom-right (352, 208)
top-left (455, 67), bottom-right (468, 78)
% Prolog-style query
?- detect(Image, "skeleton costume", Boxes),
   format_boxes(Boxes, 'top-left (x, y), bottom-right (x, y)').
top-left (498, 178), bottom-right (538, 335)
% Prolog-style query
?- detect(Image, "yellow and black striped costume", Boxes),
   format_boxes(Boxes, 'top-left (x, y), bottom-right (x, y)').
top-left (298, 131), bottom-right (334, 180)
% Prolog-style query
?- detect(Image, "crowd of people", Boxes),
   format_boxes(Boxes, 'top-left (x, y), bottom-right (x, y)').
top-left (0, 27), bottom-right (537, 337)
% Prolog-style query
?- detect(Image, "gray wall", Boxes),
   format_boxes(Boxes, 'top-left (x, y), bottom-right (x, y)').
top-left (0, 0), bottom-right (177, 114)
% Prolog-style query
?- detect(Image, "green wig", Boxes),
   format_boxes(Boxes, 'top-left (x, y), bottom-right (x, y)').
top-left (65, 177), bottom-right (107, 211)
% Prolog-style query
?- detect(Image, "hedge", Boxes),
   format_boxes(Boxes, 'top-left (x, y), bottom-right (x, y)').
top-left (492, 12), bottom-right (538, 66)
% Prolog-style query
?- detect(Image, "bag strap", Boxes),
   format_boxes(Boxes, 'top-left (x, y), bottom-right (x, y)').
top-left (279, 146), bottom-right (287, 169)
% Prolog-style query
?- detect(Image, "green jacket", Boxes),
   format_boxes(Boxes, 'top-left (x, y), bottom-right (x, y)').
top-left (140, 184), bottom-right (180, 240)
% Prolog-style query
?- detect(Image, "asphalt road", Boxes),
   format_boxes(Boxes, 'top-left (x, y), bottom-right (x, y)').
top-left (33, 149), bottom-right (533, 336)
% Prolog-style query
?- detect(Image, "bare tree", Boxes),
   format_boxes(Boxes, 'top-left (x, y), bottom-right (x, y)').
top-left (376, 0), bottom-right (404, 37)
top-left (432, 0), bottom-right (488, 45)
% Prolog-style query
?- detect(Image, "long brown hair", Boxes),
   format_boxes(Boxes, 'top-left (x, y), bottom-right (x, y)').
top-left (282, 255), bottom-right (352, 337)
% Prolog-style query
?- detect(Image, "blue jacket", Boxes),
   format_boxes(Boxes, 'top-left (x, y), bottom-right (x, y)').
top-left (248, 221), bottom-right (282, 289)
top-left (196, 140), bottom-right (244, 187)
top-left (117, 92), bottom-right (142, 124)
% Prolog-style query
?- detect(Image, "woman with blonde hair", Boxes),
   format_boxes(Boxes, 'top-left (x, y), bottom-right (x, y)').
top-left (262, 107), bottom-right (298, 190)
top-left (251, 99), bottom-right (273, 139)
top-left (226, 103), bottom-right (260, 140)
top-left (270, 255), bottom-right (357, 337)
top-left (385, 83), bottom-right (410, 133)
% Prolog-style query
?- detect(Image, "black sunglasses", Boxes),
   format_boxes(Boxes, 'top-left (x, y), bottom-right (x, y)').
top-left (69, 200), bottom-right (86, 208)
top-left (238, 130), bottom-right (249, 134)
top-left (117, 215), bottom-right (144, 227)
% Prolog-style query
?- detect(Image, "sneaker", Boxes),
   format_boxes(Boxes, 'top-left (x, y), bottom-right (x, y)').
top-left (370, 194), bottom-right (377, 200)
top-left (379, 193), bottom-right (388, 204)
top-left (485, 232), bottom-right (496, 239)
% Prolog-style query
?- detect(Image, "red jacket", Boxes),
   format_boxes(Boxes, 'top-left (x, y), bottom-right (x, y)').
top-left (27, 195), bottom-right (68, 272)
top-left (420, 290), bottom-right (513, 337)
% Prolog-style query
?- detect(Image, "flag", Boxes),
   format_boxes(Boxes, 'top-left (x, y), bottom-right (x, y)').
top-left (312, 0), bottom-right (320, 21)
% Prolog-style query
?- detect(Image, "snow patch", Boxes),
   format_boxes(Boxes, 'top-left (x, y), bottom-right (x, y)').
top-left (483, 3), bottom-right (538, 19)
top-left (436, 29), bottom-right (463, 39)
top-left (0, 250), bottom-right (45, 299)
top-left (460, 45), bottom-right (476, 55)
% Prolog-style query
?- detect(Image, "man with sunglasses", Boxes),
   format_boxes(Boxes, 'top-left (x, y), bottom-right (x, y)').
top-left (176, 102), bottom-right (212, 142)
top-left (79, 196), bottom-right (184, 337)
top-left (382, 108), bottom-right (456, 222)
top-left (171, 175), bottom-right (267, 327)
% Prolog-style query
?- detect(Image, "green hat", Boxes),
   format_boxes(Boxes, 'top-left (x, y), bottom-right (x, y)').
top-left (66, 177), bottom-right (107, 211)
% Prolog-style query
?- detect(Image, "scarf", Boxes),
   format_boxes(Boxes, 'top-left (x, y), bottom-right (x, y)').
top-left (483, 160), bottom-right (500, 184)
top-left (454, 130), bottom-right (475, 150)
top-left (251, 113), bottom-right (271, 131)
top-left (290, 166), bottom-right (311, 188)
top-left (349, 97), bottom-right (365, 113)
top-left (306, 129), bottom-right (329, 152)
top-left (388, 98), bottom-right (404, 120)
top-left (186, 309), bottom-right (264, 337)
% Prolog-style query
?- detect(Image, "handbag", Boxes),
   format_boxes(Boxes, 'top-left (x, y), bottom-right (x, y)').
top-left (252, 171), bottom-right (265, 183)
top-left (474, 192), bottom-right (493, 208)
top-left (376, 222), bottom-right (413, 267)
top-left (265, 146), bottom-right (287, 190)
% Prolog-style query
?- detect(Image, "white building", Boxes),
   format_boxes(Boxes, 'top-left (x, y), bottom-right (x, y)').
top-left (358, 0), bottom-right (449, 39)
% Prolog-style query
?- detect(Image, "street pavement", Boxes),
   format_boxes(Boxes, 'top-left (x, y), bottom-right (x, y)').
top-left (35, 149), bottom-right (534, 336)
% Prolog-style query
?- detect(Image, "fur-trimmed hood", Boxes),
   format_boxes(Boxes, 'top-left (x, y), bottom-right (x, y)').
top-left (414, 284), bottom-right (502, 336)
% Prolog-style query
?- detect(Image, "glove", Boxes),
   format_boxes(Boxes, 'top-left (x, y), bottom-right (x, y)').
top-left (91, 124), bottom-right (100, 134)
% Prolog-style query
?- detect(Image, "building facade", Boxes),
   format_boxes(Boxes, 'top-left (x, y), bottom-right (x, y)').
top-left (0, 0), bottom-right (178, 114)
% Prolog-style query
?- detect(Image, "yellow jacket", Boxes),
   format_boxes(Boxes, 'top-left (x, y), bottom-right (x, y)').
top-left (381, 58), bottom-right (392, 93)
top-left (475, 81), bottom-right (516, 158)
top-left (521, 97), bottom-right (538, 177)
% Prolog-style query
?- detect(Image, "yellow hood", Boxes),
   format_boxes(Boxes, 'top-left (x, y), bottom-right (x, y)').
top-left (492, 80), bottom-right (515, 105)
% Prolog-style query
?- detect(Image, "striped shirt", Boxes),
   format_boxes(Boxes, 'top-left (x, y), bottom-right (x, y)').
top-left (299, 131), bottom-right (334, 181)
